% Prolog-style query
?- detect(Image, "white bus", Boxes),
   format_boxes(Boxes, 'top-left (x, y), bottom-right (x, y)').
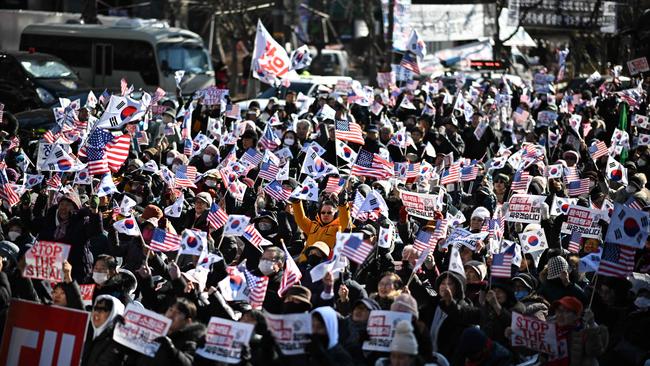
top-left (19, 18), bottom-right (215, 95)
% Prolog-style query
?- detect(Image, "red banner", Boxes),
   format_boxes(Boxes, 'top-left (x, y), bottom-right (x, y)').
top-left (0, 299), bottom-right (89, 366)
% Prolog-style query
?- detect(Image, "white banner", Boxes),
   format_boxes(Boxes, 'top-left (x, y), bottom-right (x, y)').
top-left (362, 310), bottom-right (412, 352)
top-left (196, 317), bottom-right (254, 364)
top-left (113, 304), bottom-right (171, 357)
top-left (505, 194), bottom-right (546, 224)
top-left (264, 312), bottom-right (312, 355)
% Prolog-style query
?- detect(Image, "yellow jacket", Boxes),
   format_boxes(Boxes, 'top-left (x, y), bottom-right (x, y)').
top-left (292, 201), bottom-right (351, 262)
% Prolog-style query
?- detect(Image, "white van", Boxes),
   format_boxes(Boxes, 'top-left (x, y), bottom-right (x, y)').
top-left (19, 18), bottom-right (214, 94)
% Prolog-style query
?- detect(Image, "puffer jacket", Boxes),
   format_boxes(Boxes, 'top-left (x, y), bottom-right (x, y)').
top-left (568, 324), bottom-right (609, 366)
top-left (292, 201), bottom-right (350, 261)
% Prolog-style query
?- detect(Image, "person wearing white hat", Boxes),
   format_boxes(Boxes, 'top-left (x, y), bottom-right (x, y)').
top-left (469, 206), bottom-right (490, 232)
top-left (389, 320), bottom-right (419, 366)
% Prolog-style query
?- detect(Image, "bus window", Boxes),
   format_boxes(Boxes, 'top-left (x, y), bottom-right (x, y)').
top-left (112, 40), bottom-right (158, 85)
top-left (157, 43), bottom-right (211, 75)
top-left (20, 34), bottom-right (92, 68)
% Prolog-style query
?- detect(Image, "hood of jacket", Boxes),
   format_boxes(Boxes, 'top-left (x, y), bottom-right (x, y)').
top-left (92, 295), bottom-right (125, 339)
top-left (435, 271), bottom-right (467, 301)
top-left (312, 306), bottom-right (339, 349)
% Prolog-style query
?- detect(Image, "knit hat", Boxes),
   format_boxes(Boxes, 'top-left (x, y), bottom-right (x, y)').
top-left (630, 174), bottom-right (647, 191)
top-left (58, 191), bottom-right (81, 210)
top-left (513, 273), bottom-right (538, 291)
top-left (195, 192), bottom-right (213, 206)
top-left (464, 260), bottom-right (488, 281)
top-left (546, 256), bottom-right (569, 280)
top-left (391, 293), bottom-right (419, 319)
top-left (141, 204), bottom-right (163, 221)
top-left (552, 296), bottom-right (583, 315)
top-left (471, 206), bottom-right (490, 220)
top-left (389, 320), bottom-right (418, 356)
top-left (458, 327), bottom-right (489, 356)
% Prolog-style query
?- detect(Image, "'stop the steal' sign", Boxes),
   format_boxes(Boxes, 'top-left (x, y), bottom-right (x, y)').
top-left (23, 241), bottom-right (71, 282)
top-left (510, 312), bottom-right (558, 355)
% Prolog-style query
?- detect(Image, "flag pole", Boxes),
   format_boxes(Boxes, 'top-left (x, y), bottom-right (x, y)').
top-left (587, 273), bottom-right (599, 310)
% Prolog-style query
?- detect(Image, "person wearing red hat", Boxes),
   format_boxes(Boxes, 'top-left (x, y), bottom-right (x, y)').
top-left (545, 296), bottom-right (609, 366)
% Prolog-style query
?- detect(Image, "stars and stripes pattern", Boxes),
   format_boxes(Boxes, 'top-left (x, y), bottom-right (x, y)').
top-left (207, 203), bottom-right (228, 230)
top-left (278, 245), bottom-right (302, 297)
top-left (105, 134), bottom-right (131, 172)
top-left (432, 219), bottom-right (449, 244)
top-left (510, 170), bottom-right (531, 193)
top-left (243, 224), bottom-right (267, 248)
top-left (242, 148), bottom-right (263, 167)
top-left (324, 176), bottom-right (346, 194)
top-left (399, 52), bottom-right (420, 75)
top-left (259, 125), bottom-right (281, 150)
top-left (341, 234), bottom-right (374, 264)
top-left (174, 165), bottom-right (197, 188)
top-left (460, 164), bottom-right (478, 182)
top-left (597, 242), bottom-right (636, 278)
top-left (351, 150), bottom-right (394, 179)
top-left (491, 245), bottom-right (514, 278)
top-left (567, 178), bottom-right (590, 197)
top-left (563, 167), bottom-right (580, 185)
top-left (589, 140), bottom-right (609, 160)
top-left (149, 228), bottom-right (181, 252)
top-left (568, 231), bottom-right (582, 253)
top-left (0, 170), bottom-right (19, 206)
top-left (264, 180), bottom-right (291, 201)
top-left (406, 162), bottom-right (420, 179)
top-left (413, 230), bottom-right (436, 253)
top-left (46, 173), bottom-right (62, 189)
top-left (241, 266), bottom-right (269, 309)
top-left (335, 119), bottom-right (365, 145)
top-left (258, 159), bottom-right (280, 181)
top-left (440, 162), bottom-right (461, 185)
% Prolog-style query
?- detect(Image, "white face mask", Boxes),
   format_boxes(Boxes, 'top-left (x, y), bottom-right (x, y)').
top-left (639, 159), bottom-right (647, 167)
top-left (7, 231), bottom-right (20, 241)
top-left (284, 138), bottom-right (295, 146)
top-left (205, 180), bottom-right (217, 188)
top-left (203, 154), bottom-right (213, 164)
top-left (93, 272), bottom-right (108, 285)
top-left (258, 259), bottom-right (275, 275)
top-left (166, 157), bottom-right (175, 166)
top-left (626, 185), bottom-right (637, 194)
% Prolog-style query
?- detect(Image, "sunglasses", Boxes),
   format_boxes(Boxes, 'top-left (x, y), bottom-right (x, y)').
top-left (320, 211), bottom-right (335, 215)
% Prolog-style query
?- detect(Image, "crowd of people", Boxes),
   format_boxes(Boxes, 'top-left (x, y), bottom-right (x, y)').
top-left (0, 64), bottom-right (648, 366)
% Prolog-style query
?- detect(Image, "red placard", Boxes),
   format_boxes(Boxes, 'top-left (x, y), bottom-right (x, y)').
top-left (0, 299), bottom-right (89, 366)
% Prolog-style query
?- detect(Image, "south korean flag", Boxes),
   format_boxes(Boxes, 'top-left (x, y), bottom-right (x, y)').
top-left (605, 203), bottom-right (650, 248)
top-left (518, 229), bottom-right (549, 254)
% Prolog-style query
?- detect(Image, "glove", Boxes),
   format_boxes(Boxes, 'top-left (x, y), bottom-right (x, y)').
top-left (337, 189), bottom-right (348, 205)
top-left (89, 195), bottom-right (100, 210)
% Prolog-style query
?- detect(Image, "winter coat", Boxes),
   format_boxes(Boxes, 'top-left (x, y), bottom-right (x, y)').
top-left (292, 201), bottom-right (350, 261)
top-left (133, 322), bottom-right (206, 366)
top-left (81, 322), bottom-right (127, 366)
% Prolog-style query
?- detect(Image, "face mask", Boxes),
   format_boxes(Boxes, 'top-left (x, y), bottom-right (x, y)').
top-left (589, 181), bottom-right (596, 189)
top-left (284, 138), bottom-right (295, 146)
top-left (166, 157), bottom-right (175, 166)
top-left (93, 272), bottom-right (108, 285)
top-left (134, 196), bottom-right (143, 204)
top-left (258, 222), bottom-right (273, 232)
top-left (514, 290), bottom-right (529, 301)
top-left (258, 260), bottom-right (275, 275)
top-left (172, 164), bottom-right (179, 173)
top-left (203, 154), bottom-right (213, 164)
top-left (7, 231), bottom-right (20, 241)
top-left (282, 302), bottom-right (310, 314)
top-left (639, 159), bottom-right (647, 167)
top-left (307, 254), bottom-right (322, 267)
top-left (626, 185), bottom-right (637, 194)
top-left (634, 296), bottom-right (650, 309)
top-left (205, 180), bottom-right (217, 188)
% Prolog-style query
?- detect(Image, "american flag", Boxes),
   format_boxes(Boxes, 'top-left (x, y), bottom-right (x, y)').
top-left (589, 140), bottom-right (608, 160)
top-left (43, 130), bottom-right (56, 143)
top-left (258, 159), bottom-right (279, 181)
top-left (511, 170), bottom-right (531, 193)
top-left (324, 176), bottom-right (345, 194)
top-left (0, 103), bottom-right (3, 122)
top-left (86, 149), bottom-right (109, 175)
top-left (259, 125), bottom-right (281, 150)
top-left (460, 165), bottom-right (478, 182)
top-left (563, 167), bottom-right (579, 184)
top-left (440, 162), bottom-right (461, 185)
top-left (241, 266), bottom-right (269, 309)
top-left (136, 131), bottom-right (149, 146)
top-left (567, 178), bottom-right (590, 197)
top-left (625, 197), bottom-right (644, 210)
top-left (597, 242), bottom-right (636, 278)
top-left (243, 224), bottom-right (266, 248)
top-left (207, 203), bottom-right (228, 230)
top-left (406, 162), bottom-right (420, 179)
top-left (175, 165), bottom-right (197, 188)
top-left (264, 180), bottom-right (291, 201)
top-left (46, 173), bottom-right (62, 189)
top-left (183, 138), bottom-right (192, 156)
top-left (278, 245), bottom-right (302, 297)
top-left (491, 245), bottom-right (515, 278)
top-left (0, 170), bottom-right (19, 206)
top-left (432, 219), bottom-right (449, 244)
top-left (149, 228), bottom-right (181, 252)
top-left (413, 230), bottom-right (436, 253)
top-left (568, 231), bottom-right (581, 253)
top-left (341, 233), bottom-right (374, 264)
top-left (7, 136), bottom-right (20, 151)
top-left (98, 89), bottom-right (110, 107)
top-left (151, 87), bottom-right (166, 105)
top-left (335, 119), bottom-right (365, 145)
top-left (399, 52), bottom-right (420, 74)
top-left (351, 190), bottom-right (365, 220)
top-left (242, 148), bottom-right (263, 167)
top-left (105, 134), bottom-right (131, 172)
top-left (351, 150), bottom-right (393, 179)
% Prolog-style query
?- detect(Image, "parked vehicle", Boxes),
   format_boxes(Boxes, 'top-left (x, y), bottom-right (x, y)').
top-left (20, 18), bottom-right (214, 95)
top-left (0, 50), bottom-right (91, 113)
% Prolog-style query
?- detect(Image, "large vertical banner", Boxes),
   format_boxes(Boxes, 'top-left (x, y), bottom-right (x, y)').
top-left (0, 299), bottom-right (89, 366)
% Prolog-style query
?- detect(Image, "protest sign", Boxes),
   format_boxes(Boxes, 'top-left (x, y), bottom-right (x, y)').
top-left (511, 312), bottom-right (557, 355)
top-left (23, 241), bottom-right (71, 282)
top-left (399, 190), bottom-right (442, 219)
top-left (627, 57), bottom-right (649, 75)
top-left (79, 284), bottom-right (95, 308)
top-left (560, 205), bottom-right (603, 239)
top-left (199, 87), bottom-right (229, 106)
top-left (0, 299), bottom-right (89, 366)
top-left (536, 111), bottom-right (558, 127)
top-left (218, 266), bottom-right (249, 302)
top-left (335, 79), bottom-right (353, 94)
top-left (445, 228), bottom-right (488, 251)
top-left (362, 310), bottom-right (412, 352)
top-left (196, 317), bottom-right (255, 364)
top-left (113, 303), bottom-right (171, 357)
top-left (505, 194), bottom-right (546, 224)
top-left (264, 312), bottom-right (312, 355)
